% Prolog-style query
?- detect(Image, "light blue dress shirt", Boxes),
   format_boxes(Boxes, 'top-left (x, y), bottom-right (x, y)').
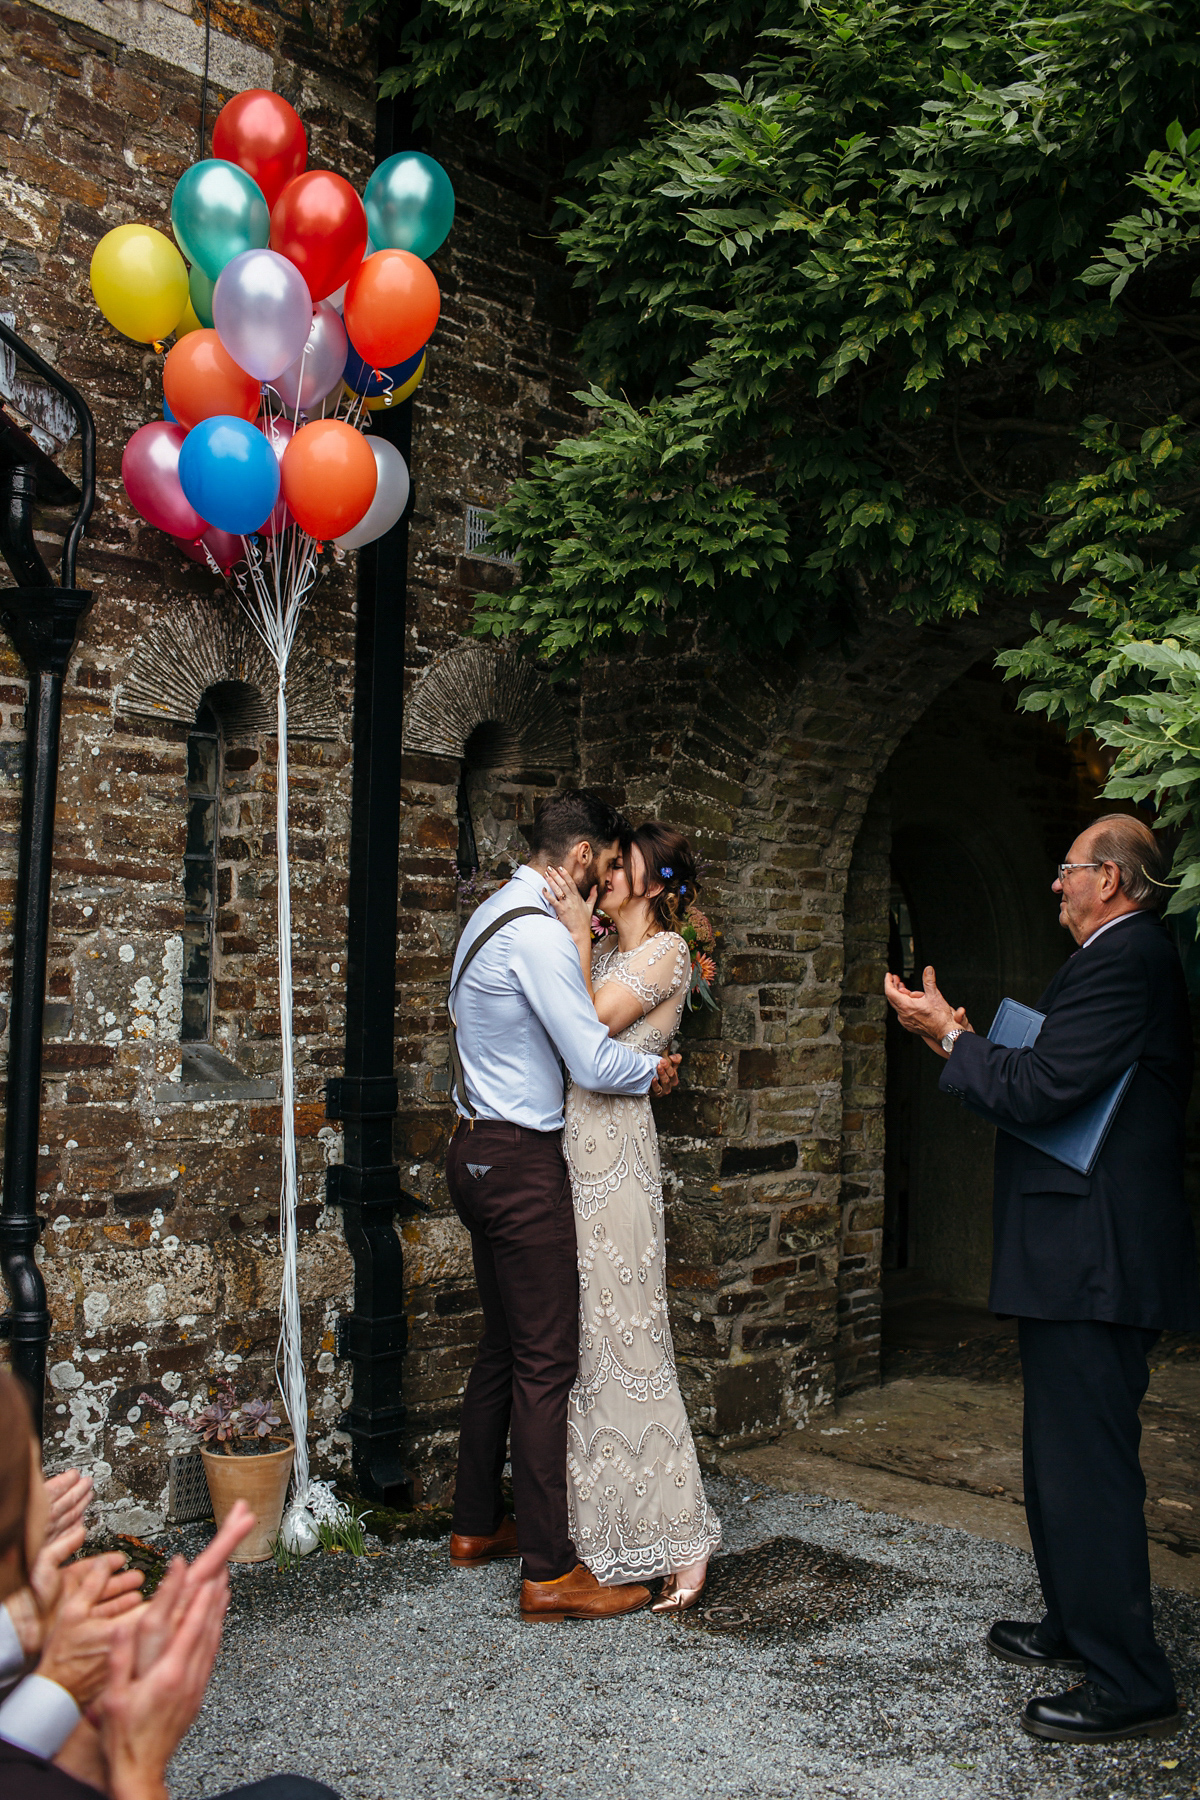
top-left (449, 863), bottom-right (657, 1132)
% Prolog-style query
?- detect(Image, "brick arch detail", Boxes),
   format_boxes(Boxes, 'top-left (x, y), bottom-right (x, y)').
top-left (574, 606), bottom-right (1033, 1451)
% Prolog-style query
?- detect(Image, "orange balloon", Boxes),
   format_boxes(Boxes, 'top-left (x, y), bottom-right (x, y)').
top-left (343, 250), bottom-right (440, 371)
top-left (163, 329), bottom-right (261, 430)
top-left (280, 419), bottom-right (377, 540)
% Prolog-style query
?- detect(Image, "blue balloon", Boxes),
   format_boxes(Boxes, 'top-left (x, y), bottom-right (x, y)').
top-left (343, 341), bottom-right (424, 398)
top-left (163, 396), bottom-right (176, 422)
top-left (178, 416), bottom-right (279, 536)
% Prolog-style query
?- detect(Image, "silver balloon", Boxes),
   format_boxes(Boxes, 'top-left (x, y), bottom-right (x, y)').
top-left (333, 436), bottom-right (410, 549)
top-left (213, 248), bottom-right (312, 383)
top-left (269, 301), bottom-right (347, 413)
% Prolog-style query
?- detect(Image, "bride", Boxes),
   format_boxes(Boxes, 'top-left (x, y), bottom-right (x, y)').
top-left (542, 820), bottom-right (721, 1612)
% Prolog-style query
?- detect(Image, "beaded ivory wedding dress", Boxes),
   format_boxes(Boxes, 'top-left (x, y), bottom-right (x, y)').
top-left (564, 930), bottom-right (722, 1582)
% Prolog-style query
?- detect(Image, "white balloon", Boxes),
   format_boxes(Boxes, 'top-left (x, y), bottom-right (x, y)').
top-left (268, 301), bottom-right (347, 413)
top-left (333, 436), bottom-right (410, 550)
top-left (213, 248), bottom-right (312, 383)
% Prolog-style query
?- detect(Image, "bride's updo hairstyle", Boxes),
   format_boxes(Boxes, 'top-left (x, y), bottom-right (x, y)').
top-left (626, 821), bottom-right (700, 934)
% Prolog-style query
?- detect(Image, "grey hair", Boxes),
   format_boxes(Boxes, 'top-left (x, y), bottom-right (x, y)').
top-left (1087, 813), bottom-right (1170, 911)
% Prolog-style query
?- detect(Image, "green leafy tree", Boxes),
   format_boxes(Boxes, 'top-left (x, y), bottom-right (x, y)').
top-left (360, 0), bottom-right (1200, 897)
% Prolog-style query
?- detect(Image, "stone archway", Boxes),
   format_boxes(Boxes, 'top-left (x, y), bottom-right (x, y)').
top-left (571, 605), bottom-right (1040, 1454)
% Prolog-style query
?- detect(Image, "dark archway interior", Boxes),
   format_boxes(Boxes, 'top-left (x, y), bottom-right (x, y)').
top-left (879, 661), bottom-right (1110, 1349)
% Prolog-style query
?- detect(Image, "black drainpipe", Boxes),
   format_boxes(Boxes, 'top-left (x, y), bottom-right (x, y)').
top-left (324, 34), bottom-right (426, 1507)
top-left (0, 319), bottom-right (95, 1435)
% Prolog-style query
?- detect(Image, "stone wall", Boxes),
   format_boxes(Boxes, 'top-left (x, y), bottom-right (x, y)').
top-left (1, 0), bottom-right (1161, 1525)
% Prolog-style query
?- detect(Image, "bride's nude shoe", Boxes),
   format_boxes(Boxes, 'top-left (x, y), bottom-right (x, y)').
top-left (651, 1569), bottom-right (707, 1614)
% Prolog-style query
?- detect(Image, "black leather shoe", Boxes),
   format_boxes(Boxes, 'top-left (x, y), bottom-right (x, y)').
top-left (1021, 1680), bottom-right (1181, 1744)
top-left (987, 1619), bottom-right (1084, 1671)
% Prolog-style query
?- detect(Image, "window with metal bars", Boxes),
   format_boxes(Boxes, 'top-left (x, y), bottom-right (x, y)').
top-left (181, 700), bottom-right (219, 1041)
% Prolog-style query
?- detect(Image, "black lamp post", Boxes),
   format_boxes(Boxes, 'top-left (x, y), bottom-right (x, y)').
top-left (0, 319), bottom-right (95, 1435)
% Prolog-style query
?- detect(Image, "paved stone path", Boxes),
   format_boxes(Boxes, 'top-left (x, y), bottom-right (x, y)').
top-left (170, 1474), bottom-right (1198, 1800)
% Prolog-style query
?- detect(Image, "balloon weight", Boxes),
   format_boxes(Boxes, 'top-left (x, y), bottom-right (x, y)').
top-left (257, 412), bottom-right (295, 535)
top-left (270, 171), bottom-right (367, 301)
top-left (173, 524), bottom-right (244, 571)
top-left (122, 421), bottom-right (207, 538)
top-left (163, 329), bottom-right (261, 430)
top-left (179, 415), bottom-right (281, 535)
top-left (213, 247), bottom-right (312, 382)
top-left (343, 249), bottom-right (439, 369)
top-left (364, 152), bottom-right (454, 261)
top-left (189, 263), bottom-right (216, 328)
top-left (333, 436), bottom-right (409, 549)
top-left (269, 301), bottom-right (347, 412)
top-left (90, 224), bottom-right (189, 343)
top-left (280, 418), bottom-right (377, 540)
top-left (171, 160), bottom-right (270, 281)
top-left (211, 89), bottom-right (307, 211)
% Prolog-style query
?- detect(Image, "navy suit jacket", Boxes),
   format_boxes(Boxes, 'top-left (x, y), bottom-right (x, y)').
top-left (939, 909), bottom-right (1200, 1330)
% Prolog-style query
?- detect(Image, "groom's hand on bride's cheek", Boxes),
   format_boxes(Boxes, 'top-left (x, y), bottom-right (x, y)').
top-left (650, 1052), bottom-right (682, 1096)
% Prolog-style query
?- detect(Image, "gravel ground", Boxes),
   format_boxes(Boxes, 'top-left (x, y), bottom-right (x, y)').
top-left (170, 1474), bottom-right (1199, 1800)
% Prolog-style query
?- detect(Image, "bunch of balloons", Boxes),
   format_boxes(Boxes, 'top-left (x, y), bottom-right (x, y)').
top-left (89, 90), bottom-right (457, 1514)
top-left (91, 86), bottom-right (455, 561)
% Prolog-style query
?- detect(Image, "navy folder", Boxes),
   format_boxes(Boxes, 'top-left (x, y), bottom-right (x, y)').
top-left (962, 997), bottom-right (1137, 1177)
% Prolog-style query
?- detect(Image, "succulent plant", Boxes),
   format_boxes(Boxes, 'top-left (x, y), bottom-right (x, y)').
top-left (139, 1376), bottom-right (290, 1454)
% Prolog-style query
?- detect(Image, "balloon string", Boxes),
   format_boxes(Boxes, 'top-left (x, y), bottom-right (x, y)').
top-left (376, 368), bottom-right (395, 410)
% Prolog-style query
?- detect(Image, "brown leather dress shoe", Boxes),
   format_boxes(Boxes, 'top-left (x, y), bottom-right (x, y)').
top-left (520, 1562), bottom-right (651, 1623)
top-left (449, 1515), bottom-right (520, 1567)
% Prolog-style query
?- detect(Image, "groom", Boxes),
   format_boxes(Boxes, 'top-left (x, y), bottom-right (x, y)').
top-left (445, 790), bottom-right (680, 1621)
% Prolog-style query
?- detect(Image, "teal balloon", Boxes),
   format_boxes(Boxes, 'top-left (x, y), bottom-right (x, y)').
top-left (171, 159), bottom-right (269, 282)
top-left (189, 263), bottom-right (215, 328)
top-left (363, 152), bottom-right (454, 261)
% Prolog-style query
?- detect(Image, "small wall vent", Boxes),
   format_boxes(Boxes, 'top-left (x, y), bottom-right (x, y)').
top-left (464, 505), bottom-right (514, 565)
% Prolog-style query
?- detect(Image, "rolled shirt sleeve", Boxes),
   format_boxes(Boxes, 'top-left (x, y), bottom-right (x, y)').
top-left (0, 1675), bottom-right (81, 1759)
top-left (510, 929), bottom-right (658, 1096)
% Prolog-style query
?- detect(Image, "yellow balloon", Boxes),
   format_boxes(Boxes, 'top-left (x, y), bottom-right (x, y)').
top-left (174, 299), bottom-right (204, 338)
top-left (357, 352), bottom-right (427, 412)
top-left (90, 224), bottom-right (189, 344)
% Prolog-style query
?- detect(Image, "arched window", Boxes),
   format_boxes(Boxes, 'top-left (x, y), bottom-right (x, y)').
top-left (182, 698), bottom-right (220, 1042)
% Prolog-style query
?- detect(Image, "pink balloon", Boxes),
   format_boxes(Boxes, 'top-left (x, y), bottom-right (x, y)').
top-left (122, 421), bottom-right (206, 539)
top-left (257, 412), bottom-right (294, 535)
top-left (173, 525), bottom-right (244, 571)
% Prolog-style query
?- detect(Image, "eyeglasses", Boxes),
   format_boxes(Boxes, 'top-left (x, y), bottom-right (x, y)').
top-left (1056, 861), bottom-right (1102, 881)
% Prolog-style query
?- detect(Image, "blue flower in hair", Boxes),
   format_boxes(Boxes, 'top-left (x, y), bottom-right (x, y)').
top-left (661, 866), bottom-right (673, 878)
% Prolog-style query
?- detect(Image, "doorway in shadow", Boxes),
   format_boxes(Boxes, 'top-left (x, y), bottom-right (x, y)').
top-left (878, 662), bottom-right (1110, 1371)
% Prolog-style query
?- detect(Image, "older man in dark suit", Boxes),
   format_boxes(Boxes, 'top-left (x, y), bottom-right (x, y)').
top-left (885, 812), bottom-right (1199, 1745)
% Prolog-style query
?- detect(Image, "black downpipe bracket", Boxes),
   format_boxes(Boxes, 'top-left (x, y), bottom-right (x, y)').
top-left (0, 319), bottom-right (95, 1434)
top-left (325, 43), bottom-right (426, 1507)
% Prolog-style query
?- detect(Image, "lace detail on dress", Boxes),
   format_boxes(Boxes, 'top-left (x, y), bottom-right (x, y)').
top-left (563, 927), bottom-right (721, 1583)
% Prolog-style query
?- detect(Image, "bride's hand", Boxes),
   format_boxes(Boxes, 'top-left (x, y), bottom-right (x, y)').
top-left (542, 865), bottom-right (596, 944)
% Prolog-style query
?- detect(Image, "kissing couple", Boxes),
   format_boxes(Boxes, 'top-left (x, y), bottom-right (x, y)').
top-left (444, 790), bottom-right (722, 1621)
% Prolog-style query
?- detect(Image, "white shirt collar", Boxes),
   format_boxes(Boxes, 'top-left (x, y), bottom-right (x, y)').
top-left (510, 862), bottom-right (555, 913)
top-left (1082, 910), bottom-right (1142, 950)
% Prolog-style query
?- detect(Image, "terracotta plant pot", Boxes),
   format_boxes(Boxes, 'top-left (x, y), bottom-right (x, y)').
top-left (201, 1443), bottom-right (295, 1562)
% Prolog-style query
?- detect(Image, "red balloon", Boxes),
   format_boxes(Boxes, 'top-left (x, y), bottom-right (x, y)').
top-left (257, 411), bottom-right (294, 536)
top-left (173, 525), bottom-right (244, 571)
top-left (280, 419), bottom-right (376, 540)
top-left (212, 89), bottom-right (307, 211)
top-left (122, 422), bottom-right (207, 539)
top-left (270, 172), bottom-right (367, 302)
top-left (343, 250), bottom-right (440, 370)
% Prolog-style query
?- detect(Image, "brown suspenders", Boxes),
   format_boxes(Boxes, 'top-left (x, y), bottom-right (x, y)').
top-left (447, 906), bottom-right (546, 1119)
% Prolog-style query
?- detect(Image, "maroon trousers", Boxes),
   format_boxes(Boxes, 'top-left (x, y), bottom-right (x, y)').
top-left (446, 1118), bottom-right (579, 1582)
